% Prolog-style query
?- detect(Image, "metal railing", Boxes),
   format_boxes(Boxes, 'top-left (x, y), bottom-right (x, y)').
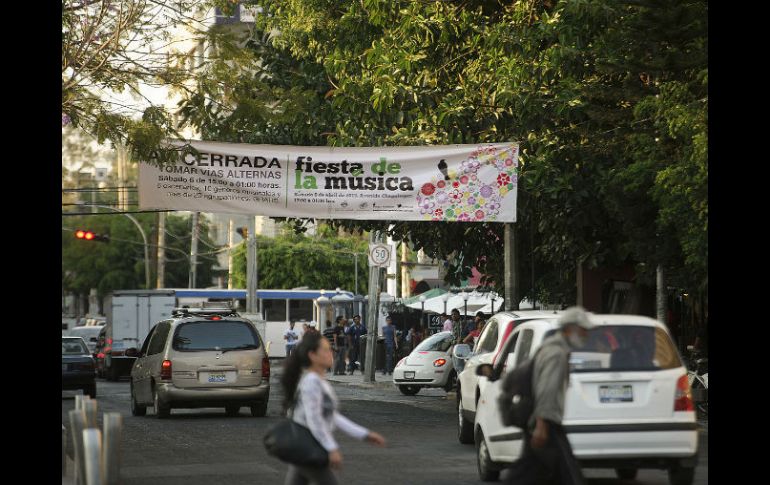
top-left (65, 395), bottom-right (122, 485)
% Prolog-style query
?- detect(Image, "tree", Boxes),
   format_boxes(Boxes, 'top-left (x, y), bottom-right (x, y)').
top-left (180, 0), bottom-right (708, 301)
top-left (161, 213), bottom-right (222, 288)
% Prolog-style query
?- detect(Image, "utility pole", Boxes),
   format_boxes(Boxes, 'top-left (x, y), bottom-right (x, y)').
top-left (227, 219), bottom-right (234, 289)
top-left (656, 265), bottom-right (666, 323)
top-left (504, 223), bottom-right (519, 311)
top-left (188, 212), bottom-right (200, 288)
top-left (364, 230), bottom-right (383, 383)
top-left (246, 217), bottom-right (257, 314)
top-left (156, 212), bottom-right (166, 288)
top-left (354, 253), bottom-right (358, 295)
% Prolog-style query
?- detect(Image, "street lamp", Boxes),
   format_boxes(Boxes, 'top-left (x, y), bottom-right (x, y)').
top-left (462, 292), bottom-right (470, 328)
top-left (441, 292), bottom-right (450, 315)
top-left (489, 291), bottom-right (497, 314)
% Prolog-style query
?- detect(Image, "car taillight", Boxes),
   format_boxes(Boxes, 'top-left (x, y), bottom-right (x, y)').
top-left (160, 360), bottom-right (172, 380)
top-left (396, 358), bottom-right (406, 368)
top-left (433, 358), bottom-right (447, 367)
top-left (674, 374), bottom-right (694, 411)
top-left (261, 357), bottom-right (270, 379)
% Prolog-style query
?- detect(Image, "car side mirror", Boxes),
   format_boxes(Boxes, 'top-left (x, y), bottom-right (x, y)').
top-left (125, 348), bottom-right (140, 358)
top-left (453, 344), bottom-right (472, 359)
top-left (476, 363), bottom-right (494, 379)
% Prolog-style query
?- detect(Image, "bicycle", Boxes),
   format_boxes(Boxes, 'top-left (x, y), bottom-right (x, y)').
top-left (685, 346), bottom-right (708, 418)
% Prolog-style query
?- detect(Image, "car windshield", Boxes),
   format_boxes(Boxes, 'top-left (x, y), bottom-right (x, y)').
top-left (172, 321), bottom-right (260, 351)
top-left (413, 332), bottom-right (453, 352)
top-left (563, 325), bottom-right (682, 372)
top-left (62, 339), bottom-right (89, 355)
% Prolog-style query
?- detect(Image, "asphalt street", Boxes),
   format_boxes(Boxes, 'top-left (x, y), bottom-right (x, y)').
top-left (62, 367), bottom-right (707, 485)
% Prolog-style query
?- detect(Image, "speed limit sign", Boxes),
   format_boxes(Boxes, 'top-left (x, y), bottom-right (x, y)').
top-left (368, 243), bottom-right (392, 268)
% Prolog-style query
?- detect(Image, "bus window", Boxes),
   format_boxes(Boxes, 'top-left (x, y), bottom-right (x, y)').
top-left (263, 299), bottom-right (287, 321)
top-left (289, 299), bottom-right (313, 322)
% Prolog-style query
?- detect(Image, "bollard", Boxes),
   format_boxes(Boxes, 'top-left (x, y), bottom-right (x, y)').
top-left (83, 399), bottom-right (98, 429)
top-left (103, 413), bottom-right (122, 485)
top-left (75, 394), bottom-right (89, 411)
top-left (82, 428), bottom-right (103, 485)
top-left (62, 425), bottom-right (67, 477)
top-left (69, 409), bottom-right (87, 485)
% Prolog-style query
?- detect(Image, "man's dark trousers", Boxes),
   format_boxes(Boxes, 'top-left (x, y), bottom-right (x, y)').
top-left (502, 423), bottom-right (584, 485)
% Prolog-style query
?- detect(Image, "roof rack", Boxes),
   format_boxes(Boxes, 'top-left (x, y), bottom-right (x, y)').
top-left (171, 306), bottom-right (240, 318)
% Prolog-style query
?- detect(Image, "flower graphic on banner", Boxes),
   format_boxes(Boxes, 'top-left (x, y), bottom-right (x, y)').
top-left (415, 145), bottom-right (518, 222)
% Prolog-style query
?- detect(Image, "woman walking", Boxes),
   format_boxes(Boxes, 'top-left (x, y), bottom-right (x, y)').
top-left (282, 332), bottom-right (387, 484)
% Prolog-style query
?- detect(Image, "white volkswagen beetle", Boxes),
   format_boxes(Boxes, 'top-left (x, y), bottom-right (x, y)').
top-left (392, 331), bottom-right (456, 395)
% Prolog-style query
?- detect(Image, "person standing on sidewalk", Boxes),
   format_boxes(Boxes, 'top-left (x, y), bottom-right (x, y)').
top-left (333, 316), bottom-right (348, 376)
top-left (502, 306), bottom-right (593, 485)
top-left (281, 332), bottom-right (387, 485)
top-left (346, 315), bottom-right (365, 375)
top-left (284, 321), bottom-right (300, 357)
top-left (382, 315), bottom-right (398, 375)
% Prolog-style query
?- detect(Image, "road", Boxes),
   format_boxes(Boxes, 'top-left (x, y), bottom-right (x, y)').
top-left (62, 369), bottom-right (707, 484)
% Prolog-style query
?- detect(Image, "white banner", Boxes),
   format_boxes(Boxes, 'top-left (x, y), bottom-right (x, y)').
top-left (139, 141), bottom-right (518, 222)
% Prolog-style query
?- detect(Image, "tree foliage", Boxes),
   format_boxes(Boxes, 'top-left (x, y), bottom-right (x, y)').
top-left (179, 0), bottom-right (707, 300)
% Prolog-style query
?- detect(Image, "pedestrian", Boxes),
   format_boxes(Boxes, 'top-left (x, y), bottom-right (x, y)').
top-left (382, 315), bottom-right (398, 375)
top-left (281, 332), bottom-right (387, 485)
top-left (501, 306), bottom-right (592, 485)
top-left (322, 321), bottom-right (337, 373)
top-left (449, 309), bottom-right (466, 375)
top-left (407, 323), bottom-right (424, 352)
top-left (462, 318), bottom-right (483, 347)
top-left (284, 321), bottom-right (300, 357)
top-left (346, 315), bottom-right (366, 375)
top-left (333, 316), bottom-right (348, 376)
top-left (441, 312), bottom-right (453, 332)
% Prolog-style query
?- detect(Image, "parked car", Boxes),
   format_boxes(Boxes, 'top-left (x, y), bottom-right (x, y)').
top-left (472, 315), bottom-right (698, 484)
top-left (455, 310), bottom-right (561, 444)
top-left (62, 336), bottom-right (97, 398)
top-left (392, 331), bottom-right (456, 395)
top-left (129, 306), bottom-right (270, 418)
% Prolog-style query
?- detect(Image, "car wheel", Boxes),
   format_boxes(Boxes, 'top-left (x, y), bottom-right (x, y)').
top-left (153, 387), bottom-right (170, 419)
top-left (444, 370), bottom-right (457, 392)
top-left (130, 384), bottom-right (146, 417)
top-left (84, 384), bottom-right (96, 399)
top-left (225, 405), bottom-right (241, 417)
top-left (616, 468), bottom-right (638, 480)
top-left (476, 429), bottom-right (500, 482)
top-left (398, 385), bottom-right (420, 396)
top-left (457, 390), bottom-right (474, 444)
top-left (250, 401), bottom-right (268, 417)
top-left (668, 466), bottom-right (695, 485)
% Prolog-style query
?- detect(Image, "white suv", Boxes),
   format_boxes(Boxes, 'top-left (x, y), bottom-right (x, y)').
top-left (455, 310), bottom-right (560, 444)
top-left (473, 315), bottom-right (698, 484)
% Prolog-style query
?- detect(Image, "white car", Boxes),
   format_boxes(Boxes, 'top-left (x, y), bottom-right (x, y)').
top-left (392, 331), bottom-right (455, 395)
top-left (473, 315), bottom-right (698, 484)
top-left (455, 310), bottom-right (561, 444)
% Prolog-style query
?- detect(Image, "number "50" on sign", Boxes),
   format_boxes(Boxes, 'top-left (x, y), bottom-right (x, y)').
top-left (368, 243), bottom-right (392, 267)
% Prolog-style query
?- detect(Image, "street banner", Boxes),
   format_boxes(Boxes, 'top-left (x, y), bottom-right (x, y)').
top-left (139, 140), bottom-right (518, 222)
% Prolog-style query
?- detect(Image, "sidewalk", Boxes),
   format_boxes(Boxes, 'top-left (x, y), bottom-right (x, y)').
top-left (326, 371), bottom-right (395, 390)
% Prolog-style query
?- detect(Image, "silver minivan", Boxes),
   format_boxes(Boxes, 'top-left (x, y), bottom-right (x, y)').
top-left (129, 307), bottom-right (270, 418)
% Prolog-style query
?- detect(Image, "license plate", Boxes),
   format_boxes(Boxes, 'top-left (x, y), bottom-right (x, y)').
top-left (207, 372), bottom-right (227, 383)
top-left (404, 371), bottom-right (415, 379)
top-left (599, 385), bottom-right (633, 403)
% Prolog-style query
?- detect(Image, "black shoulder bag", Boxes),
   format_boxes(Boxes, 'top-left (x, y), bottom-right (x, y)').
top-left (497, 348), bottom-right (541, 429)
top-left (263, 388), bottom-right (330, 468)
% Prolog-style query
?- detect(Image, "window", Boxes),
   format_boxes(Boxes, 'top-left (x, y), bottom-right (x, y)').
top-left (477, 319), bottom-right (499, 353)
top-left (413, 332), bottom-right (454, 352)
top-left (493, 331), bottom-right (519, 376)
top-left (263, 299), bottom-right (287, 321)
top-left (515, 329), bottom-right (534, 367)
top-left (569, 325), bottom-right (681, 372)
top-left (140, 326), bottom-right (157, 354)
top-left (289, 299), bottom-right (313, 322)
top-left (147, 321), bottom-right (172, 356)
top-left (62, 339), bottom-right (88, 355)
top-left (172, 321), bottom-right (260, 351)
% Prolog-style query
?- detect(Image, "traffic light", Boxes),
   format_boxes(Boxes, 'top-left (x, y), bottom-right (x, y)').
top-left (236, 226), bottom-right (248, 239)
top-left (74, 229), bottom-right (110, 243)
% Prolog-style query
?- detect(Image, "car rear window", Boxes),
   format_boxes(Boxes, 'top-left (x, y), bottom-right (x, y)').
top-left (567, 325), bottom-right (682, 372)
top-left (62, 339), bottom-right (89, 355)
top-left (413, 332), bottom-right (453, 352)
top-left (172, 320), bottom-right (261, 352)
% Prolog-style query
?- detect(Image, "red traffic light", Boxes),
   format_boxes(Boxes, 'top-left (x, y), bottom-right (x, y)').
top-left (74, 229), bottom-right (109, 243)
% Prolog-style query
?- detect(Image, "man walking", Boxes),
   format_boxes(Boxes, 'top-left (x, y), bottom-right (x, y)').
top-left (382, 315), bottom-right (398, 375)
top-left (502, 306), bottom-right (592, 485)
top-left (284, 321), bottom-right (300, 357)
top-left (449, 309), bottom-right (466, 376)
top-left (441, 312), bottom-right (453, 333)
top-left (346, 315), bottom-right (366, 375)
